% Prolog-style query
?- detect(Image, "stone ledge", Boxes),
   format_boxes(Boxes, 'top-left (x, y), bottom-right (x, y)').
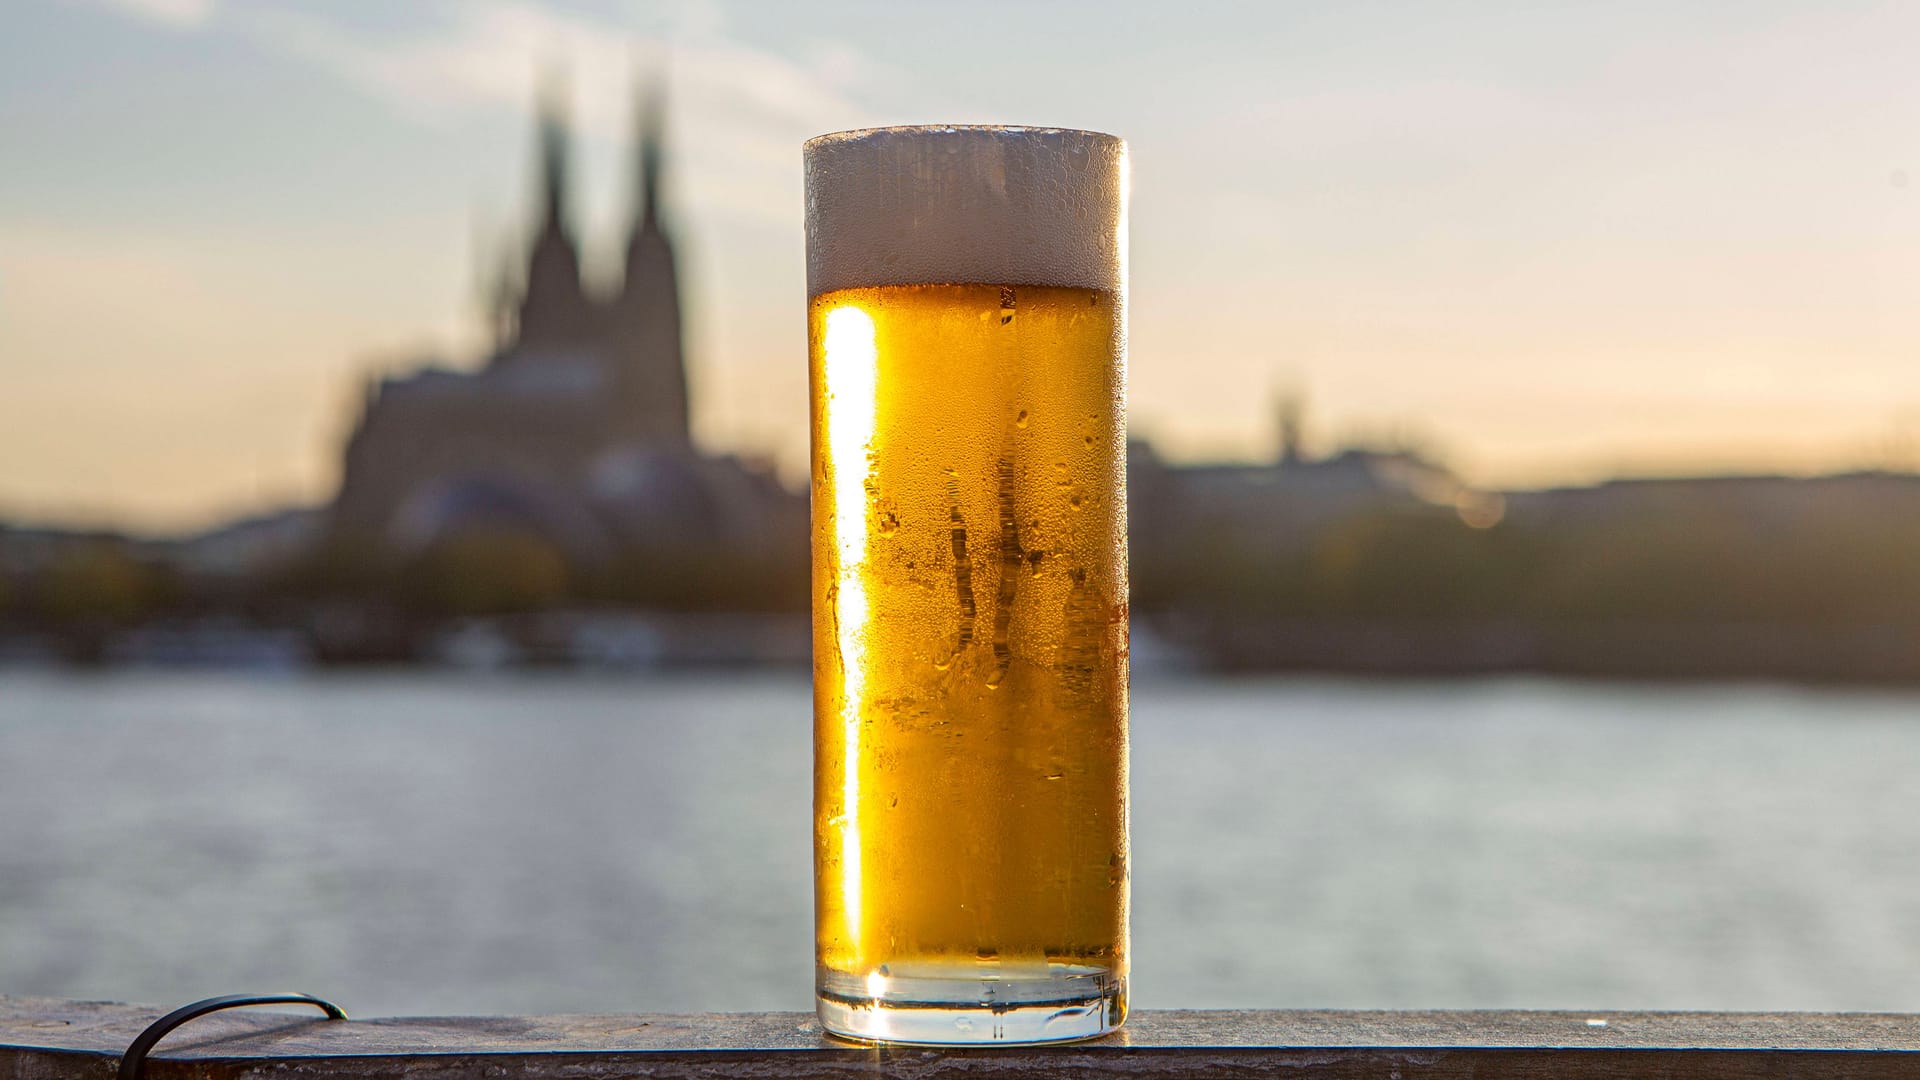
top-left (5, 996), bottom-right (1918, 1079)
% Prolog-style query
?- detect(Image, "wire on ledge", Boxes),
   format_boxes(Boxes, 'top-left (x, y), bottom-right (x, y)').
top-left (119, 993), bottom-right (347, 1080)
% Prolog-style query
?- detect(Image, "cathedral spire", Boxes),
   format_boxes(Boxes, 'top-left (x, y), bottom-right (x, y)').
top-left (634, 74), bottom-right (666, 228)
top-left (536, 69), bottom-right (571, 230)
top-left (509, 67), bottom-right (593, 355)
top-left (612, 67), bottom-right (690, 446)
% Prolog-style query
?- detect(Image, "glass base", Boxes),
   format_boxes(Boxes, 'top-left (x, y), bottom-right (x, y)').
top-left (816, 962), bottom-right (1126, 1045)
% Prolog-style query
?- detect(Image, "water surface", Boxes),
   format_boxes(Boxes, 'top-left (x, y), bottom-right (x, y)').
top-left (1, 671), bottom-right (1915, 1016)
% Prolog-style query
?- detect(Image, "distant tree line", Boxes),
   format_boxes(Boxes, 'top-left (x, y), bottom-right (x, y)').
top-left (285, 526), bottom-right (809, 618)
top-left (0, 543), bottom-right (182, 626)
top-left (12, 503), bottom-right (1920, 627)
top-left (1133, 500), bottom-right (1920, 627)
top-left (8, 491), bottom-right (1920, 676)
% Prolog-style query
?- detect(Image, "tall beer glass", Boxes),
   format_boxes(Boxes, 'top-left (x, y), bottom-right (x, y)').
top-left (805, 126), bottom-right (1129, 1044)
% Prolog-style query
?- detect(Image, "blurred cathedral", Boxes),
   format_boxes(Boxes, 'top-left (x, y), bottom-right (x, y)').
top-left (329, 83), bottom-right (803, 595)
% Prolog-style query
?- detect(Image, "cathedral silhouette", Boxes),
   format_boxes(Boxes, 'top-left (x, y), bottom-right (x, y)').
top-left (328, 83), bottom-right (803, 589)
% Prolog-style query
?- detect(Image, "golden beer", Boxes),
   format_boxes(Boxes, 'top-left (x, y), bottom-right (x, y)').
top-left (805, 128), bottom-right (1129, 1044)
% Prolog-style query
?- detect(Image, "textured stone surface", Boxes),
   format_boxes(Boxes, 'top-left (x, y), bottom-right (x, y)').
top-left (5, 996), bottom-right (1919, 1079)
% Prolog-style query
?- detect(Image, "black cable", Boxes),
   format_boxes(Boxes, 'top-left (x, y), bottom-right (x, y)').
top-left (118, 993), bottom-right (347, 1080)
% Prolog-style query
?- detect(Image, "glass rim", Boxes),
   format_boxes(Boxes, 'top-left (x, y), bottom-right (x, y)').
top-left (804, 124), bottom-right (1123, 152)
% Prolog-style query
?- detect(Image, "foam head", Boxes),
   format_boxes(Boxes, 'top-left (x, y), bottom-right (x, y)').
top-left (804, 126), bottom-right (1127, 297)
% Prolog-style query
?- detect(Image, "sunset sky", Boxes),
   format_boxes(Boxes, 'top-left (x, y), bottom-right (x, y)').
top-left (2, 0), bottom-right (1916, 531)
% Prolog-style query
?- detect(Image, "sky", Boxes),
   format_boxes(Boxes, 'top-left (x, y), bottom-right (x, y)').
top-left (1, 0), bottom-right (1917, 531)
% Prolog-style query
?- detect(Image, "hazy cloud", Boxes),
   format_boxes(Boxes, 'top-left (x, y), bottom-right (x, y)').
top-left (227, 1), bottom-right (877, 222)
top-left (94, 0), bottom-right (216, 27)
top-left (77, 0), bottom-right (880, 223)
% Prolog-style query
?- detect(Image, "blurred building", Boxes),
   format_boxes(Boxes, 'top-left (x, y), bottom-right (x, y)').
top-left (329, 86), bottom-right (802, 576)
top-left (1129, 394), bottom-right (1483, 570)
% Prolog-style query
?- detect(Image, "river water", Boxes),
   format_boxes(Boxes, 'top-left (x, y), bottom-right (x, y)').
top-left (1, 670), bottom-right (1916, 1017)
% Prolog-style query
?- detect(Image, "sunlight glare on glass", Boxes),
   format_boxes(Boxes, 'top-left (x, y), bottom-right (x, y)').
top-left (824, 304), bottom-right (879, 952)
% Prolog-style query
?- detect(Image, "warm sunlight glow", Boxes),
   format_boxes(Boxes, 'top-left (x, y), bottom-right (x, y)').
top-left (824, 305), bottom-right (878, 951)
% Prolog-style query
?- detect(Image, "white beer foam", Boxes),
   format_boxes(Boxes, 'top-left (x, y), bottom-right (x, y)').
top-left (804, 126), bottom-right (1127, 297)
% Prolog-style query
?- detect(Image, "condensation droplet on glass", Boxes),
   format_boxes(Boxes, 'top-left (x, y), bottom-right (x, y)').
top-left (1015, 410), bottom-right (1029, 429)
